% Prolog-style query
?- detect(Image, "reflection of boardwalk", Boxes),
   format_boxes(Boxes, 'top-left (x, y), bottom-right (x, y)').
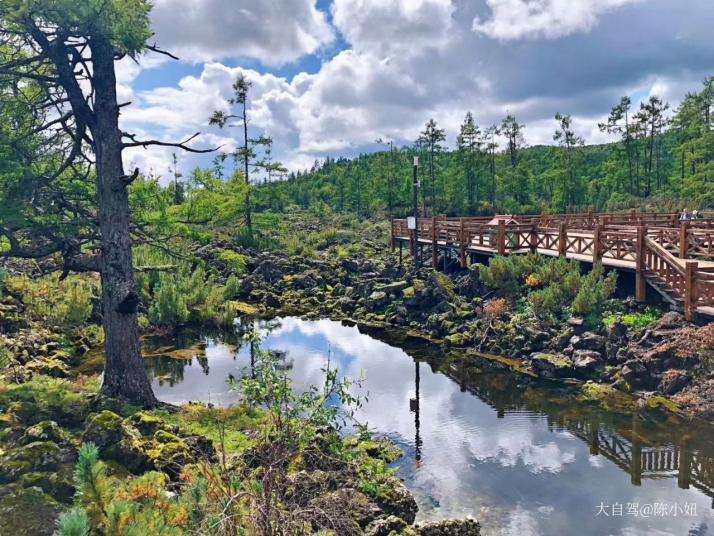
top-left (440, 360), bottom-right (714, 508)
top-left (567, 419), bottom-right (714, 508)
top-left (391, 212), bottom-right (714, 319)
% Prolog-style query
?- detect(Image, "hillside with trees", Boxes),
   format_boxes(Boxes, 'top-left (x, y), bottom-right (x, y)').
top-left (251, 80), bottom-right (714, 218)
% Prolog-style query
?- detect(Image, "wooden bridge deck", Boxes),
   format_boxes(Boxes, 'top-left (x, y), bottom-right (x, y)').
top-left (391, 211), bottom-right (714, 320)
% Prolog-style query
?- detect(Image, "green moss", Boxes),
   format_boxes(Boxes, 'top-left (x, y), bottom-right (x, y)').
top-left (227, 300), bottom-right (259, 316)
top-left (347, 437), bottom-right (404, 464)
top-left (579, 382), bottom-right (637, 413)
top-left (0, 485), bottom-right (62, 536)
top-left (125, 411), bottom-right (167, 436)
top-left (81, 410), bottom-right (124, 449)
top-left (0, 377), bottom-right (90, 426)
top-left (645, 395), bottom-right (682, 413)
top-left (154, 403), bottom-right (263, 454)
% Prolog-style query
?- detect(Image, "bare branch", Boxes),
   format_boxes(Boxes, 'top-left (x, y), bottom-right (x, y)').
top-left (123, 131), bottom-right (218, 153)
top-left (146, 44), bottom-right (179, 61)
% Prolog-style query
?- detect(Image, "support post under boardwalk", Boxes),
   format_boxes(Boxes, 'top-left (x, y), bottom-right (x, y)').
top-left (558, 222), bottom-right (567, 257)
top-left (635, 226), bottom-right (646, 303)
top-left (431, 217), bottom-right (438, 269)
top-left (684, 260), bottom-right (698, 320)
top-left (459, 218), bottom-right (466, 268)
top-left (679, 221), bottom-right (689, 259)
top-left (497, 219), bottom-right (506, 256)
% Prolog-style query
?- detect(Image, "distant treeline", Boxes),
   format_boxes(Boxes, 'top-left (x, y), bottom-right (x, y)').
top-left (251, 78), bottom-right (714, 217)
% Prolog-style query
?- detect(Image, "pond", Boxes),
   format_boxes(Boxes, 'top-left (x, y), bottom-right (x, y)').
top-left (144, 317), bottom-right (714, 536)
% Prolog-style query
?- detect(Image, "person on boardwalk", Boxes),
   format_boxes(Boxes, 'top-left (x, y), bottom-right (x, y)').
top-left (680, 208), bottom-right (691, 221)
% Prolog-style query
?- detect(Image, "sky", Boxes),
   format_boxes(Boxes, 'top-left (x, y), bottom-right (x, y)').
top-left (119, 0), bottom-right (714, 185)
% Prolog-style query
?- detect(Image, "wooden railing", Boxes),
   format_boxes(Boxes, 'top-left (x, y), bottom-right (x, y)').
top-left (391, 212), bottom-right (714, 318)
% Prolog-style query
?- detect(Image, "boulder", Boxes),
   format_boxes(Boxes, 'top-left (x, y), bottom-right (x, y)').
top-left (653, 312), bottom-right (686, 330)
top-left (0, 441), bottom-right (76, 484)
top-left (417, 518), bottom-right (481, 536)
top-left (576, 332), bottom-right (607, 352)
top-left (529, 353), bottom-right (574, 379)
top-left (20, 421), bottom-right (70, 446)
top-left (373, 476), bottom-right (418, 524)
top-left (309, 488), bottom-right (381, 529)
top-left (81, 410), bottom-right (150, 473)
top-left (572, 350), bottom-right (603, 374)
top-left (659, 369), bottom-right (692, 395)
top-left (0, 485), bottom-right (62, 536)
top-left (365, 515), bottom-right (409, 536)
top-left (607, 321), bottom-right (628, 340)
top-left (621, 359), bottom-right (649, 386)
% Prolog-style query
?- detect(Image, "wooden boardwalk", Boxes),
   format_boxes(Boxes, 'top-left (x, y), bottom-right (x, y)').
top-left (391, 211), bottom-right (714, 320)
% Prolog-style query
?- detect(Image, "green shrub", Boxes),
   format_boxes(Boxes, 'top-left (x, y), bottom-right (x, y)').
top-left (526, 262), bottom-right (617, 321)
top-left (476, 253), bottom-right (544, 296)
top-left (148, 274), bottom-right (190, 326)
top-left (4, 274), bottom-right (95, 327)
top-left (216, 249), bottom-right (247, 275)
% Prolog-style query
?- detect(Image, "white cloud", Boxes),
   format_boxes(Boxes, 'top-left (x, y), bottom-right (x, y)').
top-left (473, 0), bottom-right (641, 40)
top-left (122, 0), bottom-right (712, 178)
top-left (332, 0), bottom-right (455, 54)
top-left (149, 0), bottom-right (334, 65)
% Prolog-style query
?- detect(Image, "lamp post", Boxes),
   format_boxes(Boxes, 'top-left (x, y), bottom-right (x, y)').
top-left (412, 156), bottom-right (419, 258)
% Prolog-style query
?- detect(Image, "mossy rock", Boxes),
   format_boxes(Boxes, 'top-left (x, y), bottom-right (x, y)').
top-left (445, 333), bottom-right (464, 346)
top-left (644, 395), bottom-right (681, 414)
top-left (82, 410), bottom-right (124, 448)
top-left (82, 410), bottom-right (151, 473)
top-left (0, 441), bottom-right (75, 484)
top-left (375, 281), bottom-right (408, 293)
top-left (0, 485), bottom-right (62, 536)
top-left (228, 301), bottom-right (260, 316)
top-left (348, 437), bottom-right (404, 464)
top-left (308, 487), bottom-right (381, 530)
top-left (417, 519), bottom-right (481, 535)
top-left (365, 515), bottom-right (409, 536)
top-left (579, 382), bottom-right (637, 413)
top-left (125, 411), bottom-right (169, 436)
top-left (21, 421), bottom-right (71, 446)
top-left (19, 469), bottom-right (75, 503)
top-left (373, 476), bottom-right (418, 525)
top-left (149, 429), bottom-right (191, 479)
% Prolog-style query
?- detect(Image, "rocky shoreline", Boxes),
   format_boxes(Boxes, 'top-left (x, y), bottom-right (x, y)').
top-left (224, 244), bottom-right (714, 421)
top-left (0, 257), bottom-right (482, 535)
top-left (1, 236), bottom-right (713, 534)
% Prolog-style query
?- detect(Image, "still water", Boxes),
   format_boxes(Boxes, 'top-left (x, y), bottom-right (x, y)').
top-left (145, 317), bottom-right (714, 536)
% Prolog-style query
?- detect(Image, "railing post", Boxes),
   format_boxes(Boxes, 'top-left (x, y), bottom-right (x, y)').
top-left (679, 221), bottom-right (689, 259)
top-left (431, 217), bottom-right (438, 269)
top-left (409, 227), bottom-right (415, 259)
top-left (459, 217), bottom-right (466, 268)
top-left (636, 225), bottom-right (646, 303)
top-left (529, 223), bottom-right (537, 253)
top-left (497, 219), bottom-right (506, 256)
top-left (593, 224), bottom-right (603, 264)
top-left (684, 260), bottom-right (698, 321)
top-left (558, 221), bottom-right (567, 257)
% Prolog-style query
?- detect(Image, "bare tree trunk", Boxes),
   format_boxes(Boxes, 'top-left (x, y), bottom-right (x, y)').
top-left (92, 39), bottom-right (157, 406)
top-left (243, 99), bottom-right (252, 233)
